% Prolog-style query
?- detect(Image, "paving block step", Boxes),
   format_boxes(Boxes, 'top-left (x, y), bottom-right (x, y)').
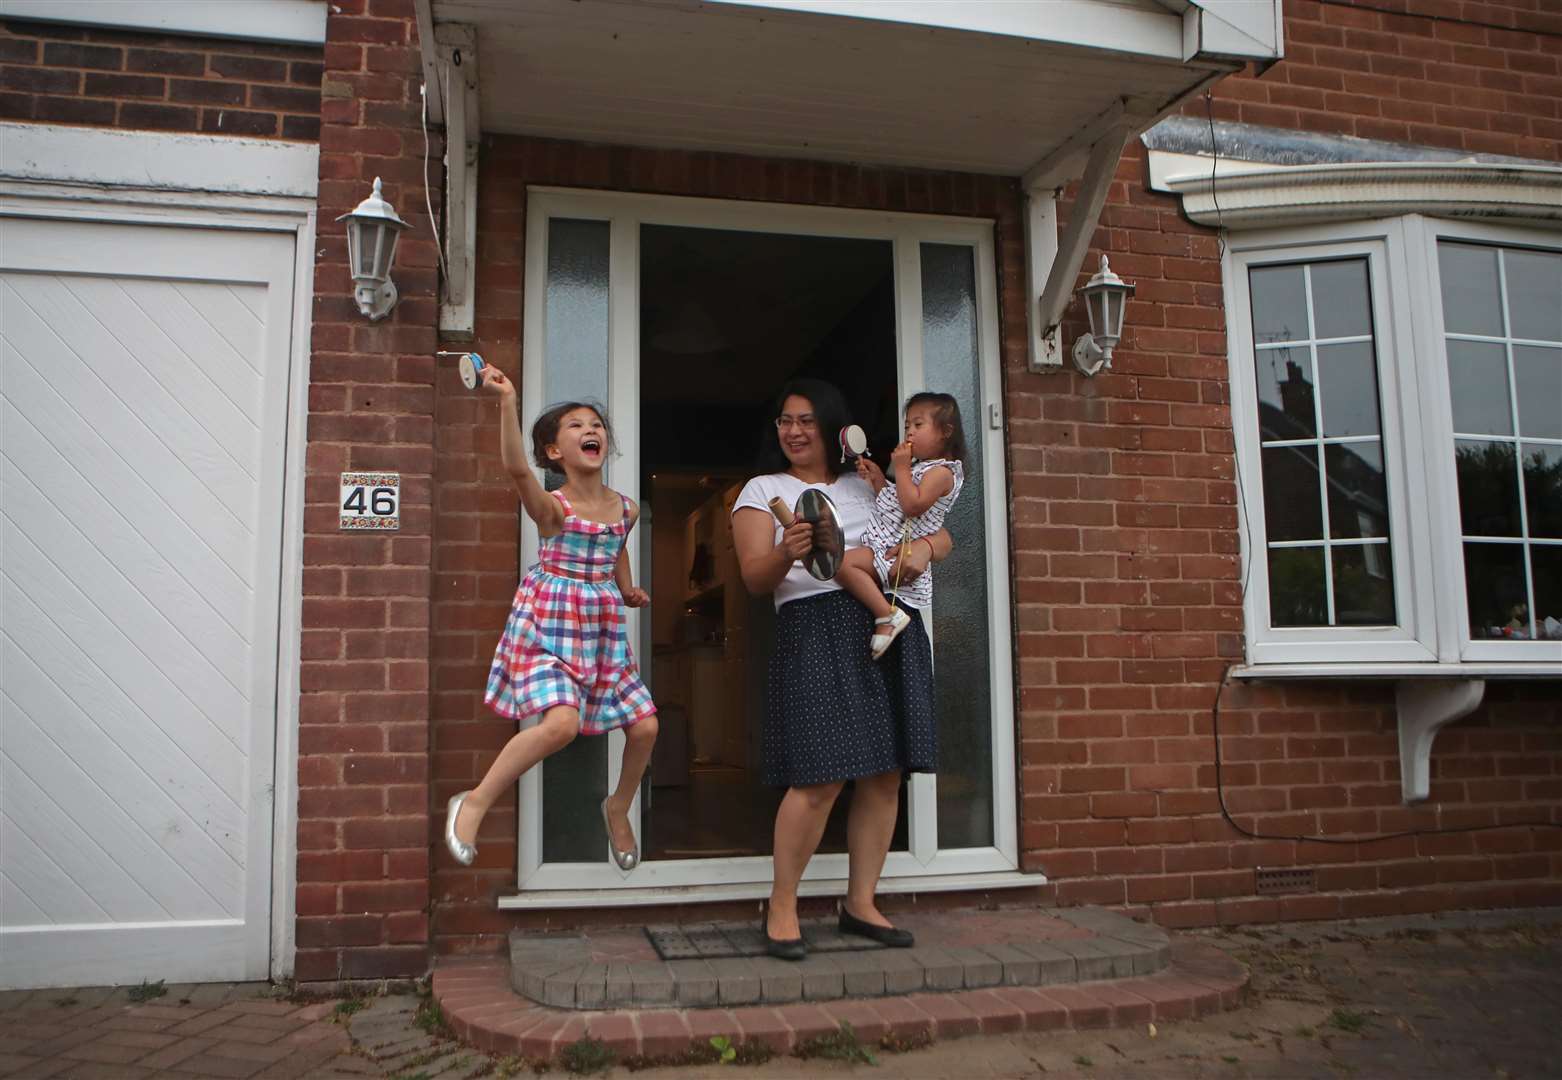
top-left (434, 936), bottom-right (1247, 1065)
top-left (507, 905), bottom-right (1170, 1010)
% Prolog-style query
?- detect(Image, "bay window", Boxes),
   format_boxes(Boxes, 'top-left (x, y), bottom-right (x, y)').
top-left (1227, 217), bottom-right (1562, 671)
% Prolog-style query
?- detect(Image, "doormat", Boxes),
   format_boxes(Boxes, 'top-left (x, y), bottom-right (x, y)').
top-left (645, 920), bottom-right (888, 961)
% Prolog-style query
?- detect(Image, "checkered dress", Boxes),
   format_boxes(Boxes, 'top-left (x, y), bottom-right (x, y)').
top-left (485, 490), bottom-right (656, 734)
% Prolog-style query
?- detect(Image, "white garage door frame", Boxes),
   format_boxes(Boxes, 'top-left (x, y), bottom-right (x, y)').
top-left (0, 124), bottom-right (317, 984)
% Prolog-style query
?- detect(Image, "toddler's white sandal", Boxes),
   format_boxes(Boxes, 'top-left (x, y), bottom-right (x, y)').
top-left (871, 608), bottom-right (912, 660)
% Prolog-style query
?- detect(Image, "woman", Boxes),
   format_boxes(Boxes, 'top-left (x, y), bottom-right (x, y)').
top-left (732, 378), bottom-right (951, 960)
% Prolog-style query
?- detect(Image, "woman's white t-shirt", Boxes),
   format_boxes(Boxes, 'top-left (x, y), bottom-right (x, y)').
top-left (733, 471), bottom-right (877, 610)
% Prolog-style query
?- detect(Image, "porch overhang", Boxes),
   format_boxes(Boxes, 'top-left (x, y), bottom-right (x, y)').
top-left (415, 0), bottom-right (1281, 358)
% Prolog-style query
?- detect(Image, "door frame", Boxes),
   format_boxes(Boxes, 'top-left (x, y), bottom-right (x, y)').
top-left (509, 186), bottom-right (1026, 905)
top-left (1, 128), bottom-right (318, 981)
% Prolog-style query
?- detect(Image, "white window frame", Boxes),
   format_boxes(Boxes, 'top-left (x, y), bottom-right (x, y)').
top-left (1226, 220), bottom-right (1437, 665)
top-left (1225, 214), bottom-right (1562, 671)
top-left (1403, 216), bottom-right (1562, 665)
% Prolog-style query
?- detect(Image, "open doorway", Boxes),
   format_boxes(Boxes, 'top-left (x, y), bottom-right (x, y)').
top-left (637, 224), bottom-right (906, 861)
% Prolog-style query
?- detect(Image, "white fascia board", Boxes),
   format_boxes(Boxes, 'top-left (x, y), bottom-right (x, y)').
top-left (1187, 0), bottom-right (1283, 59)
top-left (0, 0), bottom-right (327, 45)
top-left (701, 0), bottom-right (1187, 62)
top-left (0, 123), bottom-right (320, 198)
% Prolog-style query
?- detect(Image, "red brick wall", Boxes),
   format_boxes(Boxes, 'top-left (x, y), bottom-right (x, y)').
top-left (1204, 0), bottom-right (1560, 160)
top-left (0, 19), bottom-right (321, 139)
top-left (296, 0), bottom-right (441, 982)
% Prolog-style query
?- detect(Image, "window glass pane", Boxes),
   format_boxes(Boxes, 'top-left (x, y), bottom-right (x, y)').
top-left (1250, 265), bottom-right (1308, 345)
top-left (1513, 345), bottom-right (1562, 439)
top-left (1254, 348), bottom-right (1316, 440)
top-left (1505, 249), bottom-right (1562, 343)
top-left (1317, 342), bottom-right (1382, 438)
top-left (1533, 546), bottom-right (1562, 640)
top-left (1455, 440), bottom-right (1521, 537)
top-left (1439, 243), bottom-right (1504, 336)
top-left (1523, 443), bottom-right (1562, 538)
top-left (541, 217), bottom-right (611, 864)
top-left (1446, 339), bottom-right (1513, 436)
top-left (1311, 259), bottom-right (1372, 339)
top-left (920, 243), bottom-right (994, 852)
top-left (1268, 547), bottom-right (1327, 627)
top-left (1261, 445), bottom-right (1323, 541)
top-left (1332, 543), bottom-right (1395, 625)
top-left (1463, 542), bottom-right (1529, 639)
top-left (1326, 442), bottom-right (1388, 539)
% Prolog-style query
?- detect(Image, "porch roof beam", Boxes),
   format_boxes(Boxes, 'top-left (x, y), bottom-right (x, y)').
top-left (1022, 99), bottom-right (1125, 195)
top-left (434, 23), bottom-right (480, 333)
top-left (413, 0), bottom-right (443, 124)
top-left (1033, 120), bottom-right (1132, 343)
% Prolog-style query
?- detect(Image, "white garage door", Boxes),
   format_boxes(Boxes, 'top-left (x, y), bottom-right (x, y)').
top-left (1, 215), bottom-right (295, 988)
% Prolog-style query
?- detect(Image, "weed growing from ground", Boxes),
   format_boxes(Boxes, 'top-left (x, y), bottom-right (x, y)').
top-left (559, 1036), bottom-right (616, 1075)
top-left (794, 1022), bottom-right (877, 1065)
top-left (332, 997), bottom-right (369, 1023)
top-left (127, 980), bottom-right (166, 1003)
top-left (1328, 1008), bottom-right (1369, 1034)
top-left (413, 994), bottom-right (450, 1038)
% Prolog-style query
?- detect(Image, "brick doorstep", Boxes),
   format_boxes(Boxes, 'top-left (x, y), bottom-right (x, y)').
top-left (432, 940), bottom-right (1247, 1060)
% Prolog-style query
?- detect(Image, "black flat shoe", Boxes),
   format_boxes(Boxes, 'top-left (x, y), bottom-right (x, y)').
top-left (764, 931), bottom-right (808, 961)
top-left (838, 908), bottom-right (914, 948)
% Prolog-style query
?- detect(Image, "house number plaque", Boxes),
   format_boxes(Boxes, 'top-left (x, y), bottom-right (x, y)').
top-left (340, 472), bottom-right (400, 530)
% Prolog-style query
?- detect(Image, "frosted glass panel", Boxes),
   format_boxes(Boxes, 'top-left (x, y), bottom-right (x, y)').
top-left (920, 243), bottom-right (993, 851)
top-left (541, 217), bottom-right (610, 864)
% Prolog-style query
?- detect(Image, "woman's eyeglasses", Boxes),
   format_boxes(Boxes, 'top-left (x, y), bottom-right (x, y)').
top-left (774, 414), bottom-right (818, 432)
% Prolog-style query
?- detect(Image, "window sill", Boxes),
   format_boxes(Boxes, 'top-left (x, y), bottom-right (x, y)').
top-left (1231, 662), bottom-right (1561, 681)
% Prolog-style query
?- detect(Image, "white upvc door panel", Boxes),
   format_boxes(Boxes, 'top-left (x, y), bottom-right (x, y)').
top-left (0, 215), bottom-right (295, 988)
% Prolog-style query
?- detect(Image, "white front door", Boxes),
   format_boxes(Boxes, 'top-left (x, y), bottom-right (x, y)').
top-left (506, 189), bottom-right (1020, 905)
top-left (1, 216), bottom-right (295, 987)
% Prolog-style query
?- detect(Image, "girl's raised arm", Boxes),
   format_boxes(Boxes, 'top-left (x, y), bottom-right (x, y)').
top-left (481, 366), bottom-right (565, 536)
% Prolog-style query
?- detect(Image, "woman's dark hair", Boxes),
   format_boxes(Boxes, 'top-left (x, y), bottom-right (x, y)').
top-left (756, 377), bottom-right (852, 478)
top-left (531, 400), bottom-right (613, 474)
top-left (905, 391), bottom-right (966, 465)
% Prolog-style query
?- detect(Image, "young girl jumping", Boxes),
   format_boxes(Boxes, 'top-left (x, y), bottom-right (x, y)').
top-left (835, 392), bottom-right (965, 659)
top-left (444, 367), bottom-right (658, 871)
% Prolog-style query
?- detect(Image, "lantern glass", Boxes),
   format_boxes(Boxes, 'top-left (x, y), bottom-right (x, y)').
top-left (1088, 289), bottom-right (1106, 339)
top-left (1105, 289), bottom-right (1124, 341)
top-left (382, 226), bottom-right (401, 280)
top-left (344, 219), bottom-right (363, 279)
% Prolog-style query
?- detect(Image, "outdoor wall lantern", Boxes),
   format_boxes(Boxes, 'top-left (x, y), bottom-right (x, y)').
top-left (1072, 255), bottom-right (1135, 377)
top-left (338, 177), bottom-right (410, 321)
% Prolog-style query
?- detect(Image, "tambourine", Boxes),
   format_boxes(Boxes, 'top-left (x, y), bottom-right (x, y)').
top-left (767, 489), bottom-right (845, 581)
top-left (839, 424), bottom-right (870, 464)
top-left (436, 351), bottom-right (487, 390)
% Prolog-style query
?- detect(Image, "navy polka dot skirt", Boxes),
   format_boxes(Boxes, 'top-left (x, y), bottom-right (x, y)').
top-left (763, 590), bottom-right (937, 788)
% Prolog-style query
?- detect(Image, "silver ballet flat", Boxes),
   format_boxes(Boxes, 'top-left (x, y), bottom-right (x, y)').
top-left (600, 798), bottom-right (639, 871)
top-left (444, 791), bottom-right (476, 866)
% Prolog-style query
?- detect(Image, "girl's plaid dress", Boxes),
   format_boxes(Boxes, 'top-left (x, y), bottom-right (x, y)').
top-left (485, 489), bottom-right (656, 734)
